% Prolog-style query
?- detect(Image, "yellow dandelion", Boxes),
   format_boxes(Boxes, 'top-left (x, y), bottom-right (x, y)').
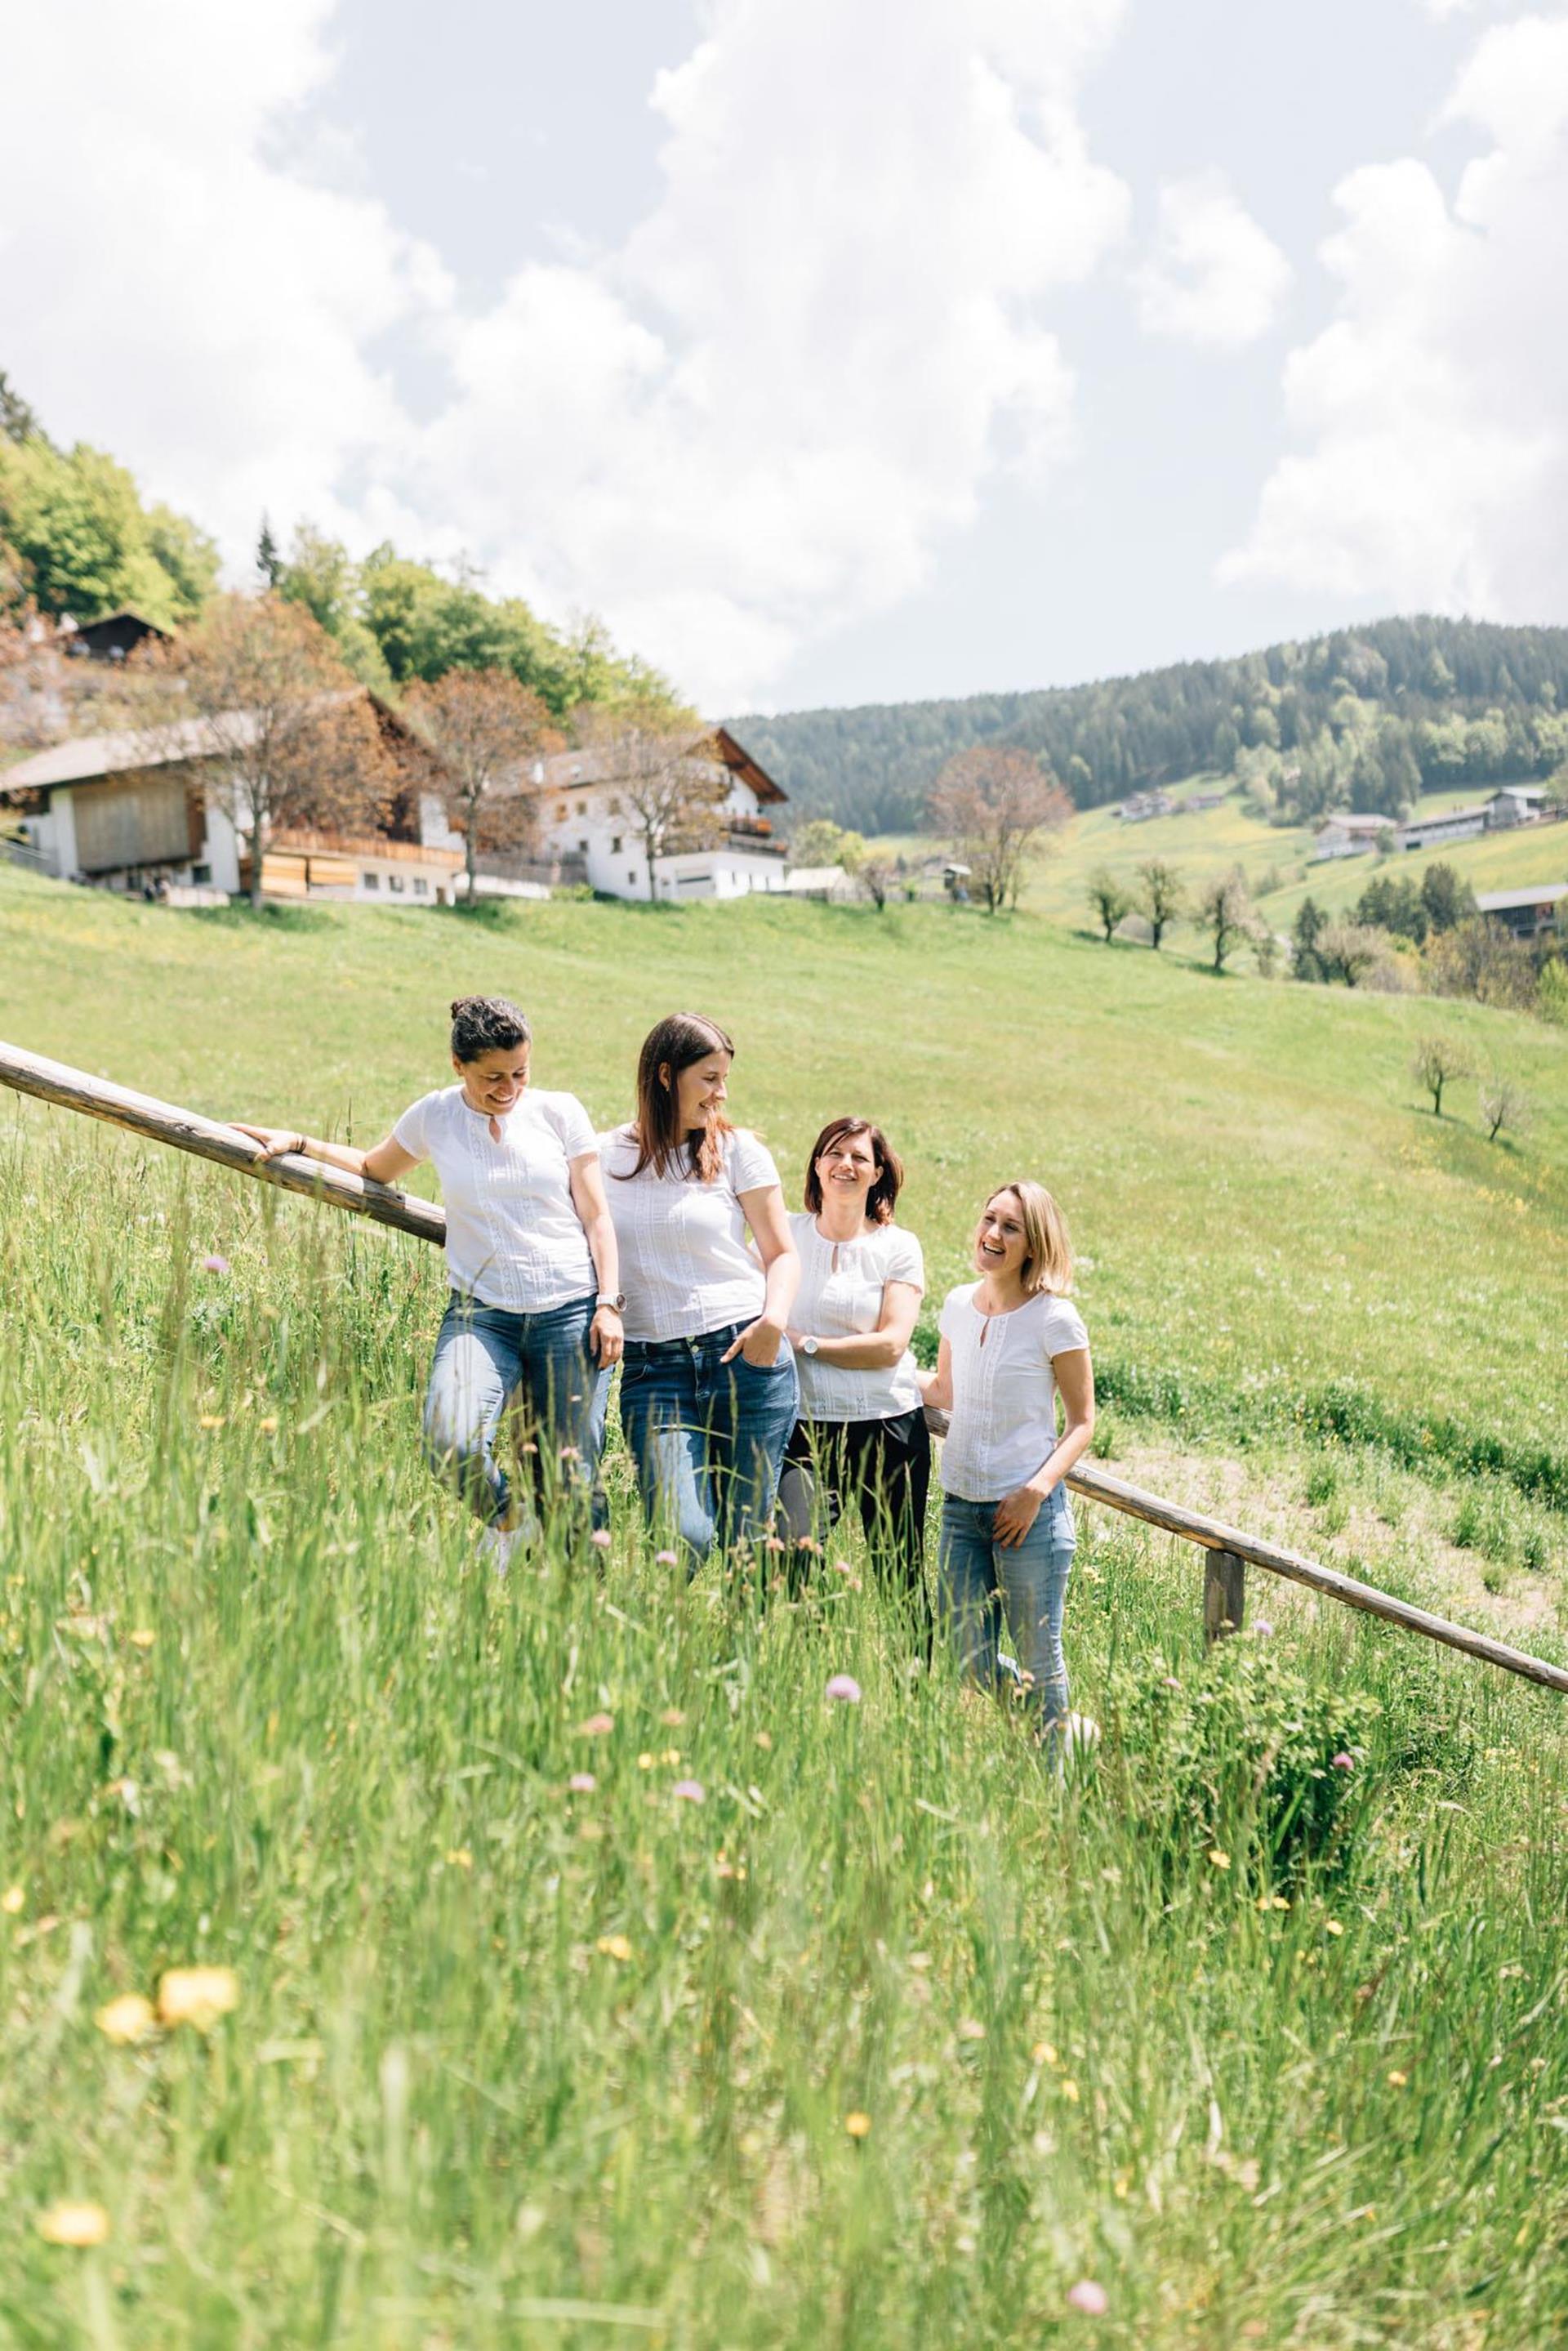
top-left (445, 1848), bottom-right (473, 1870)
top-left (1031, 2041), bottom-right (1059, 2068)
top-left (595, 1934), bottom-right (633, 1962)
top-left (1060, 2077), bottom-right (1081, 2103)
top-left (95, 1993), bottom-right (156, 2045)
top-left (660, 1747), bottom-right (682, 1767)
top-left (1208, 1849), bottom-right (1231, 1871)
top-left (1325, 1919), bottom-right (1343, 1937)
top-left (198, 1413), bottom-right (225, 1430)
top-left (38, 2202), bottom-right (110, 2247)
top-left (1272, 1895), bottom-right (1290, 1911)
top-left (129, 1629), bottom-right (156, 1650)
top-left (157, 1965), bottom-right (239, 2031)
top-left (2, 1885), bottom-right (23, 1916)
top-left (258, 1415), bottom-right (278, 1434)
top-left (1387, 2069), bottom-right (1408, 2087)
top-left (844, 2111), bottom-right (872, 2139)
top-left (637, 1752), bottom-right (655, 1771)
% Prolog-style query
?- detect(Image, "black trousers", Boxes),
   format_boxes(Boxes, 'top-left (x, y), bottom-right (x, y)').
top-left (778, 1407), bottom-right (933, 1642)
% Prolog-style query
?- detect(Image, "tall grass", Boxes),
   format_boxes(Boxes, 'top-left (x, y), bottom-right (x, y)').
top-left (3, 1135), bottom-right (1567, 2348)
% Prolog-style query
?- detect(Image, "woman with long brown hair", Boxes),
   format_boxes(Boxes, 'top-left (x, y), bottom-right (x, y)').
top-left (601, 1012), bottom-right (798, 1569)
top-left (777, 1116), bottom-right (930, 1639)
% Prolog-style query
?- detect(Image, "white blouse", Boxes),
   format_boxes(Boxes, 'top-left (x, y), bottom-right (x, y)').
top-left (790, 1211), bottom-right (924, 1424)
top-left (937, 1283), bottom-right (1090, 1502)
top-left (391, 1085), bottom-right (597, 1312)
top-left (600, 1124), bottom-right (782, 1343)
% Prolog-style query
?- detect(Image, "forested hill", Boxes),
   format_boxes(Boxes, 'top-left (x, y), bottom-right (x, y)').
top-left (731, 616), bottom-right (1568, 834)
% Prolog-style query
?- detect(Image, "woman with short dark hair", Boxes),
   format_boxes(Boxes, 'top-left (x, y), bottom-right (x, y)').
top-left (602, 1012), bottom-right (798, 1570)
top-left (237, 995), bottom-right (621, 1570)
top-left (777, 1117), bottom-right (930, 1639)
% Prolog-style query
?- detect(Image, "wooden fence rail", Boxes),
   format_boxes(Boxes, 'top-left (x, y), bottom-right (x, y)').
top-left (3, 1034), bottom-right (1565, 1699)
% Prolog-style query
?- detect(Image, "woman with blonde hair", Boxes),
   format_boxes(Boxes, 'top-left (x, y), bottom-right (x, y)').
top-left (602, 1012), bottom-right (798, 1569)
top-left (920, 1180), bottom-right (1094, 1739)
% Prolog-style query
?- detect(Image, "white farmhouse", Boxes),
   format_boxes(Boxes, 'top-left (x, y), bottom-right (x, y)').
top-left (481, 726), bottom-right (790, 902)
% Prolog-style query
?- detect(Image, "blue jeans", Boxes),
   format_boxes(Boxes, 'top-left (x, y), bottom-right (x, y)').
top-left (618, 1323), bottom-right (798, 1570)
top-left (938, 1488), bottom-right (1076, 1729)
top-left (424, 1291), bottom-right (609, 1532)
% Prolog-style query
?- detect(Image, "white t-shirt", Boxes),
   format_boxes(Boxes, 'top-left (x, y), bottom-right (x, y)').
top-left (392, 1085), bottom-right (597, 1312)
top-left (937, 1282), bottom-right (1090, 1502)
top-left (600, 1124), bottom-right (782, 1343)
top-left (790, 1211), bottom-right (924, 1424)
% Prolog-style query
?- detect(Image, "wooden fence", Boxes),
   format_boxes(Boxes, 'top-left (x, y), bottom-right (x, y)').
top-left (2, 1035), bottom-right (1565, 1699)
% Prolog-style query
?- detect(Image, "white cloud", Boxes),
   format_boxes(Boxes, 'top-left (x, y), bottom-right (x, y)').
top-left (0, 3), bottom-right (452, 564)
top-left (0, 0), bottom-right (1130, 707)
top-left (1134, 172), bottom-right (1291, 350)
top-left (1220, 15), bottom-right (1568, 620)
top-left (412, 0), bottom-right (1133, 703)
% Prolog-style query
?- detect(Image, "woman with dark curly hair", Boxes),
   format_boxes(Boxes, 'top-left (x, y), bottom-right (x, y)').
top-left (238, 995), bottom-right (621, 1571)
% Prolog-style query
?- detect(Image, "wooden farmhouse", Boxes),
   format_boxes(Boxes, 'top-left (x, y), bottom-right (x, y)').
top-left (0, 690), bottom-right (462, 906)
top-left (474, 725), bottom-right (791, 903)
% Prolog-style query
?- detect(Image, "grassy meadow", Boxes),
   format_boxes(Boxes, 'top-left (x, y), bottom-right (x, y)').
top-left (2, 863), bottom-right (1567, 2347)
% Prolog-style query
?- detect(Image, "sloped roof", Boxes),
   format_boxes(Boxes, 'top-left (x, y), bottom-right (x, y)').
top-left (1476, 885), bottom-right (1567, 912)
top-left (1, 712), bottom-right (261, 792)
top-left (531, 724), bottom-right (786, 806)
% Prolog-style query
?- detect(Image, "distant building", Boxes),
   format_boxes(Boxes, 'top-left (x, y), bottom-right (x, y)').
top-left (1118, 790), bottom-right (1175, 824)
top-left (481, 725), bottom-right (790, 903)
top-left (1186, 788), bottom-right (1227, 811)
top-left (1396, 805), bottom-right (1487, 853)
top-left (1486, 785), bottom-right (1548, 830)
top-left (1313, 813), bottom-right (1391, 860)
top-left (60, 609), bottom-right (172, 663)
top-left (0, 692), bottom-right (454, 903)
top-left (782, 863), bottom-right (855, 902)
top-left (1474, 884), bottom-right (1568, 940)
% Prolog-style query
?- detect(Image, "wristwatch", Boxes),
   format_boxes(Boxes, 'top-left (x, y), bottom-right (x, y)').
top-left (597, 1292), bottom-right (626, 1312)
top-left (800, 1335), bottom-right (820, 1357)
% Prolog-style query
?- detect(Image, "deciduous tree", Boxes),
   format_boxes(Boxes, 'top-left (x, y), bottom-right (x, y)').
top-left (1317, 921), bottom-right (1390, 989)
top-left (1085, 867), bottom-right (1130, 942)
top-left (929, 747), bottom-right (1070, 913)
top-left (128, 594), bottom-right (396, 906)
top-left (1196, 867), bottom-right (1255, 973)
top-left (1411, 1034), bottom-right (1472, 1118)
top-left (403, 668), bottom-right (559, 906)
top-left (1135, 858), bottom-right (1184, 950)
top-left (578, 704), bottom-right (728, 903)
top-left (1478, 1068), bottom-right (1529, 1144)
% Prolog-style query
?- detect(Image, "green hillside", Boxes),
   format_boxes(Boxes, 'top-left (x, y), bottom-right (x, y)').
top-left (735, 616), bottom-right (1568, 833)
top-left (2, 868), bottom-right (1566, 2345)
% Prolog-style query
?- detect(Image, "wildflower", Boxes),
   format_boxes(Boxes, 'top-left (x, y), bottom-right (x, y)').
top-left (590, 1529), bottom-right (612, 1552)
top-left (754, 1730), bottom-right (773, 1751)
top-left (1252, 1618), bottom-right (1274, 1639)
top-left (826, 1673), bottom-right (862, 1705)
top-left (129, 1629), bottom-right (155, 1650)
top-left (200, 1254), bottom-right (230, 1275)
top-left (2, 1885), bottom-right (24, 1915)
top-left (637, 1752), bottom-right (655, 1770)
top-left (1060, 2077), bottom-right (1080, 2103)
top-left (672, 1779), bottom-right (706, 1804)
top-left (1031, 2041), bottom-right (1059, 2067)
top-left (1208, 1849), bottom-right (1231, 1871)
top-left (95, 1993), bottom-right (156, 2044)
top-left (1325, 1919), bottom-right (1343, 1937)
top-left (595, 1934), bottom-right (632, 1962)
top-left (156, 1965), bottom-right (239, 2031)
top-left (568, 1773), bottom-right (596, 1794)
top-left (655, 1550), bottom-right (679, 1567)
top-left (558, 1446), bottom-right (582, 1463)
top-left (956, 2019), bottom-right (986, 2042)
top-left (844, 2111), bottom-right (872, 2139)
top-left (198, 1413), bottom-right (225, 1430)
top-left (1387, 2069), bottom-right (1408, 2087)
top-left (1331, 1752), bottom-right (1355, 1772)
top-left (258, 1416), bottom-right (278, 1434)
top-left (661, 1747), bottom-right (682, 1766)
top-left (445, 1848), bottom-right (473, 1870)
top-left (577, 1713), bottom-right (615, 1738)
top-left (1067, 2280), bottom-right (1108, 2316)
top-left (660, 1706), bottom-right (685, 1727)
top-left (38, 2202), bottom-right (109, 2247)
top-left (832, 1560), bottom-right (853, 1576)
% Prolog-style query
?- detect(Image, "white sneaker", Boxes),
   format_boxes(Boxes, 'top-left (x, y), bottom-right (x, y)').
top-left (479, 1523), bottom-right (521, 1578)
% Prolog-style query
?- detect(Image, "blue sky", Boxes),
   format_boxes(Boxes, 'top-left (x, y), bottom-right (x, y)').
top-left (3, 2), bottom-right (1564, 712)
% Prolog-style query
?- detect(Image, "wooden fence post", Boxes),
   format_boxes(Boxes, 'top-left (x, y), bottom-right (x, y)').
top-left (1203, 1547), bottom-right (1246, 1645)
